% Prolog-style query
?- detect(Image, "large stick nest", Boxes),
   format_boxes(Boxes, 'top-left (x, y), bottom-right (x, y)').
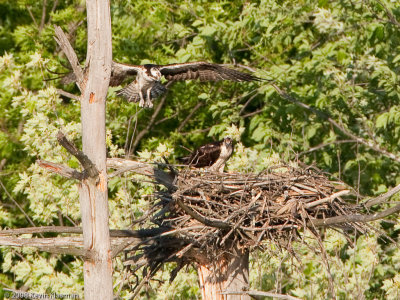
top-left (144, 166), bottom-right (363, 256)
top-left (124, 165), bottom-right (367, 290)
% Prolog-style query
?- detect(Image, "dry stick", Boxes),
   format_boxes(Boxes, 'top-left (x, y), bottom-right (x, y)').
top-left (0, 179), bottom-right (37, 229)
top-left (305, 190), bottom-right (350, 209)
top-left (271, 83), bottom-right (400, 163)
top-left (108, 158), bottom-right (175, 189)
top-left (126, 109), bottom-right (140, 156)
top-left (50, 0), bottom-right (59, 13)
top-left (107, 158), bottom-right (155, 176)
top-left (0, 226), bottom-right (171, 238)
top-left (39, 0), bottom-right (47, 32)
top-left (175, 198), bottom-right (230, 229)
top-left (56, 131), bottom-right (99, 178)
top-left (129, 264), bottom-right (163, 300)
top-left (310, 202), bottom-right (400, 227)
top-left (0, 236), bottom-right (86, 256)
top-left (239, 91), bottom-right (259, 115)
top-left (0, 226), bottom-right (82, 236)
top-left (54, 25), bottom-right (85, 91)
top-left (154, 111), bottom-right (179, 125)
top-left (241, 108), bottom-right (264, 118)
top-left (37, 160), bottom-right (83, 180)
top-left (26, 6), bottom-right (38, 27)
top-left (364, 181), bottom-right (400, 208)
top-left (220, 290), bottom-right (301, 300)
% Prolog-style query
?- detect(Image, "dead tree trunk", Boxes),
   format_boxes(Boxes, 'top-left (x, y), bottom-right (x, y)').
top-left (79, 0), bottom-right (112, 298)
top-left (197, 246), bottom-right (250, 300)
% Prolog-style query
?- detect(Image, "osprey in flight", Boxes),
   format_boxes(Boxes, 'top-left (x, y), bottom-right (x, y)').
top-left (178, 137), bottom-right (234, 172)
top-left (112, 61), bottom-right (263, 108)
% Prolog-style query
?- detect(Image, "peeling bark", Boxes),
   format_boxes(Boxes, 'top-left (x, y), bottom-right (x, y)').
top-left (197, 246), bottom-right (250, 300)
top-left (79, 0), bottom-right (113, 298)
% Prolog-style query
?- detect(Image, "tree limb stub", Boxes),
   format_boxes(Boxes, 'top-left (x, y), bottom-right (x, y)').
top-left (37, 160), bottom-right (83, 180)
top-left (57, 89), bottom-right (80, 101)
top-left (57, 131), bottom-right (99, 178)
top-left (54, 25), bottom-right (85, 91)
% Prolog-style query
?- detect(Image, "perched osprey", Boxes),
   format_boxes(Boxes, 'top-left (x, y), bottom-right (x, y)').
top-left (178, 137), bottom-right (234, 172)
top-left (113, 61), bottom-right (263, 108)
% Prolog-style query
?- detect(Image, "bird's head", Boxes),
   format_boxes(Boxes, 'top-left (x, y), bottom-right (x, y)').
top-left (150, 67), bottom-right (162, 80)
top-left (223, 137), bottom-right (233, 148)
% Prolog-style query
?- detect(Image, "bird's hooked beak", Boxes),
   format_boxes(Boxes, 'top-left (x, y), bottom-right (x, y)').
top-left (224, 137), bottom-right (233, 147)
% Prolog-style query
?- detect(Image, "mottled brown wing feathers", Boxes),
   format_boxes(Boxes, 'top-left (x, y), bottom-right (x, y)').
top-left (159, 62), bottom-right (262, 82)
top-left (179, 140), bottom-right (222, 168)
top-left (109, 62), bottom-right (142, 86)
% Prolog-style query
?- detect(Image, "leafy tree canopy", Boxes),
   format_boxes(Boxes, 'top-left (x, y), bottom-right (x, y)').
top-left (0, 0), bottom-right (400, 298)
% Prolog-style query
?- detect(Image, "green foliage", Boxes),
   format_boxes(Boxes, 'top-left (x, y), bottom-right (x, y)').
top-left (1, 0), bottom-right (400, 298)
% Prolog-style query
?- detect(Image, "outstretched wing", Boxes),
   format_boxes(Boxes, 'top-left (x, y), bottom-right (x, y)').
top-left (158, 62), bottom-right (262, 82)
top-left (179, 141), bottom-right (222, 168)
top-left (110, 62), bottom-right (143, 86)
top-left (60, 62), bottom-right (142, 86)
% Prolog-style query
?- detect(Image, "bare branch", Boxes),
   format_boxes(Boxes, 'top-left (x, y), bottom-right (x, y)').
top-left (311, 203), bottom-right (400, 227)
top-left (241, 108), bottom-right (264, 118)
top-left (271, 83), bottom-right (400, 163)
top-left (107, 158), bottom-right (175, 189)
top-left (175, 198), bottom-right (230, 229)
top-left (57, 131), bottom-right (99, 178)
top-left (39, 0), bottom-right (47, 32)
top-left (107, 158), bottom-right (156, 177)
top-left (50, 0), bottom-right (59, 13)
top-left (0, 179), bottom-right (37, 228)
top-left (364, 182), bottom-right (400, 208)
top-left (154, 111), bottom-right (179, 125)
top-left (54, 25), bottom-right (85, 91)
top-left (37, 159), bottom-right (83, 180)
top-left (0, 236), bottom-right (87, 256)
top-left (239, 92), bottom-right (259, 115)
top-left (0, 226), bottom-right (170, 238)
top-left (26, 6), bottom-right (39, 28)
top-left (0, 226), bottom-right (82, 236)
top-left (220, 290), bottom-right (301, 300)
top-left (57, 89), bottom-right (80, 101)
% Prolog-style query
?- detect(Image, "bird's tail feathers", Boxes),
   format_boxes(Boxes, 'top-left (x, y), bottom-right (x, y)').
top-left (117, 82), bottom-right (140, 102)
top-left (151, 82), bottom-right (167, 98)
top-left (117, 81), bottom-right (167, 102)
